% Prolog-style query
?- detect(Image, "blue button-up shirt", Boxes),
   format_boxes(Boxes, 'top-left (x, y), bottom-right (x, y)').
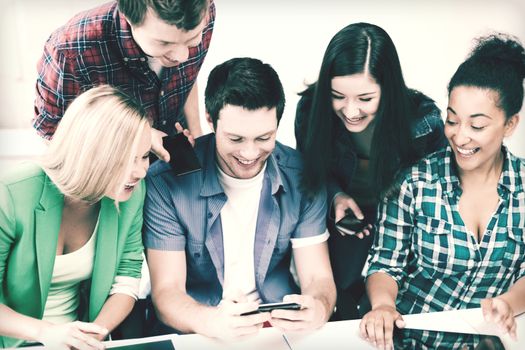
top-left (368, 146), bottom-right (525, 348)
top-left (144, 134), bottom-right (327, 306)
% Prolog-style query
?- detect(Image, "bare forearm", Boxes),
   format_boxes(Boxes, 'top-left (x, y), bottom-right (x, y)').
top-left (0, 304), bottom-right (50, 342)
top-left (153, 287), bottom-right (215, 335)
top-left (93, 294), bottom-right (135, 334)
top-left (498, 276), bottom-right (525, 316)
top-left (302, 276), bottom-right (337, 321)
top-left (366, 272), bottom-right (399, 309)
top-left (183, 83), bottom-right (202, 137)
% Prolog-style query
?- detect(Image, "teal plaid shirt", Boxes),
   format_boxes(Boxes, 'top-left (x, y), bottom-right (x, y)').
top-left (367, 146), bottom-right (525, 349)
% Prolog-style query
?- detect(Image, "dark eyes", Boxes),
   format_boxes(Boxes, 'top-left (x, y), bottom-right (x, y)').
top-left (446, 120), bottom-right (486, 130)
top-left (331, 94), bottom-right (372, 102)
top-left (229, 137), bottom-right (271, 142)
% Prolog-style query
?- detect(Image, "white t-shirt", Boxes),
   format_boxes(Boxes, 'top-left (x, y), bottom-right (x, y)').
top-left (218, 164), bottom-right (265, 303)
top-left (217, 163), bottom-right (330, 302)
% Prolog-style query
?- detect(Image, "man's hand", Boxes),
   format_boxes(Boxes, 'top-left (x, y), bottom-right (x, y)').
top-left (151, 123), bottom-right (196, 163)
top-left (203, 299), bottom-right (270, 340)
top-left (269, 294), bottom-right (326, 332)
top-left (150, 127), bottom-right (169, 162)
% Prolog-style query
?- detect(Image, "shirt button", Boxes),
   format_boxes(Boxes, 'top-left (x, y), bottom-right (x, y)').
top-left (161, 120), bottom-right (167, 126)
top-left (123, 57), bottom-right (129, 62)
top-left (160, 90), bottom-right (165, 96)
top-left (140, 57), bottom-right (146, 62)
top-left (194, 252), bottom-right (201, 258)
top-left (207, 212), bottom-right (213, 218)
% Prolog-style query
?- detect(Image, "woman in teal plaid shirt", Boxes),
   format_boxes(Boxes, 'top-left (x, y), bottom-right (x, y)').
top-left (360, 34), bottom-right (525, 349)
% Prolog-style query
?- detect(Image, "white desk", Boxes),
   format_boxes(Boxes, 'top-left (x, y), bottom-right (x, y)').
top-left (17, 311), bottom-right (525, 350)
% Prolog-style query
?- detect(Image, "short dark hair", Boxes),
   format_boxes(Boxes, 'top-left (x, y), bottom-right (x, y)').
top-left (298, 22), bottom-right (415, 195)
top-left (118, 0), bottom-right (208, 30)
top-left (448, 33), bottom-right (525, 119)
top-left (205, 57), bottom-right (285, 129)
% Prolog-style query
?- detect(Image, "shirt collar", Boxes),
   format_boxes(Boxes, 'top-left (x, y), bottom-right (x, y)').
top-left (438, 145), bottom-right (523, 198)
top-left (114, 6), bottom-right (149, 62)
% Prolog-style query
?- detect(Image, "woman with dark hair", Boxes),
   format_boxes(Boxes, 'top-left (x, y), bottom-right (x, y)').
top-left (295, 22), bottom-right (446, 319)
top-left (361, 33), bottom-right (525, 349)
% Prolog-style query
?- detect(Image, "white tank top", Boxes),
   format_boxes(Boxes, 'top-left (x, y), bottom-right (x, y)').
top-left (42, 220), bottom-right (98, 324)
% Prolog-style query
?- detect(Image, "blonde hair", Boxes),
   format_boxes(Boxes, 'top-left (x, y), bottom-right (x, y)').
top-left (41, 85), bottom-right (150, 203)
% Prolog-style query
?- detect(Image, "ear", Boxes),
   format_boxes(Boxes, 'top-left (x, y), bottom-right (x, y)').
top-left (504, 114), bottom-right (520, 137)
top-left (205, 112), bottom-right (215, 132)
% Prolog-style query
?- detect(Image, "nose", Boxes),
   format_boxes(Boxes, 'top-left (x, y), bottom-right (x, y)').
top-left (239, 142), bottom-right (259, 160)
top-left (169, 45), bottom-right (190, 64)
top-left (453, 125), bottom-right (472, 146)
top-left (344, 100), bottom-right (360, 118)
top-left (131, 159), bottom-right (148, 180)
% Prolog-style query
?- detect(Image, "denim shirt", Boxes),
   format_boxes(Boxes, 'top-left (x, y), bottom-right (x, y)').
top-left (143, 134), bottom-right (327, 306)
top-left (295, 89), bottom-right (447, 202)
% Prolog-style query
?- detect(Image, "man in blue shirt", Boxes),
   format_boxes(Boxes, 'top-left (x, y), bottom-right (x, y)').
top-left (144, 57), bottom-right (336, 339)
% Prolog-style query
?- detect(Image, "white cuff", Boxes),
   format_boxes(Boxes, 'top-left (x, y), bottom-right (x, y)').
top-left (109, 276), bottom-right (140, 300)
top-left (291, 230), bottom-right (329, 249)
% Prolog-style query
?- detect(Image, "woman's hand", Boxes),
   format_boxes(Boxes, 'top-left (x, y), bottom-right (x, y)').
top-left (37, 321), bottom-right (107, 350)
top-left (359, 305), bottom-right (405, 350)
top-left (481, 297), bottom-right (517, 340)
top-left (333, 192), bottom-right (372, 238)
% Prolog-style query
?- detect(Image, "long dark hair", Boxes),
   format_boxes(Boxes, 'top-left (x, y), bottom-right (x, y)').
top-left (299, 23), bottom-right (415, 197)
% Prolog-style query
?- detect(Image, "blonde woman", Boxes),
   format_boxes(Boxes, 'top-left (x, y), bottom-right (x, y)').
top-left (0, 85), bottom-right (151, 349)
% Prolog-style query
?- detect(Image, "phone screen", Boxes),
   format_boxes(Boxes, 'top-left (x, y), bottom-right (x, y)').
top-left (162, 134), bottom-right (201, 176)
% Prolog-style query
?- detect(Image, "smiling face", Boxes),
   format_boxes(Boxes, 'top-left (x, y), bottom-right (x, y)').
top-left (330, 73), bottom-right (381, 133)
top-left (211, 105), bottom-right (278, 179)
top-left (128, 7), bottom-right (206, 68)
top-left (445, 86), bottom-right (519, 175)
top-left (107, 124), bottom-right (152, 202)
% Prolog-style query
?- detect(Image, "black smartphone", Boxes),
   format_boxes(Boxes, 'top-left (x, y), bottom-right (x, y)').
top-left (162, 134), bottom-right (201, 176)
top-left (335, 211), bottom-right (366, 235)
top-left (240, 302), bottom-right (301, 316)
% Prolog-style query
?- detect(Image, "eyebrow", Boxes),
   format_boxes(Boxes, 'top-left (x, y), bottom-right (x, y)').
top-left (155, 31), bottom-right (201, 45)
top-left (447, 107), bottom-right (493, 119)
top-left (226, 130), bottom-right (275, 138)
top-left (331, 88), bottom-right (377, 97)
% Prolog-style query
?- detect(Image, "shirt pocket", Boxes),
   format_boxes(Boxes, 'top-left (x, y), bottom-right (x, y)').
top-left (414, 216), bottom-right (473, 277)
top-left (503, 227), bottom-right (525, 270)
top-left (186, 239), bottom-right (216, 280)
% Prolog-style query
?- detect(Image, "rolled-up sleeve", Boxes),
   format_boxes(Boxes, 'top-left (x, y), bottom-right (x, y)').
top-left (292, 186), bottom-right (328, 239)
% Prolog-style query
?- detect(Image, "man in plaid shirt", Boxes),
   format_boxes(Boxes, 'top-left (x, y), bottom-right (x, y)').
top-left (33, 0), bottom-right (215, 162)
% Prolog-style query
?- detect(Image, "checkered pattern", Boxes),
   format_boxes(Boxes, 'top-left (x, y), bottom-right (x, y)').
top-left (368, 146), bottom-right (525, 348)
top-left (33, 0), bottom-right (215, 138)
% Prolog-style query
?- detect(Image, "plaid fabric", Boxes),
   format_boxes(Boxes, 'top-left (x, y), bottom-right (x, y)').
top-left (33, 0), bottom-right (215, 138)
top-left (368, 146), bottom-right (525, 348)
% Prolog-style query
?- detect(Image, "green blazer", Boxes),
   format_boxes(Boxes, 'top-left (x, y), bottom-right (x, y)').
top-left (0, 163), bottom-right (145, 348)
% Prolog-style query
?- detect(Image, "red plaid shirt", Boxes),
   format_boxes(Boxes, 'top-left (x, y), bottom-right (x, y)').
top-left (33, 1), bottom-right (215, 138)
